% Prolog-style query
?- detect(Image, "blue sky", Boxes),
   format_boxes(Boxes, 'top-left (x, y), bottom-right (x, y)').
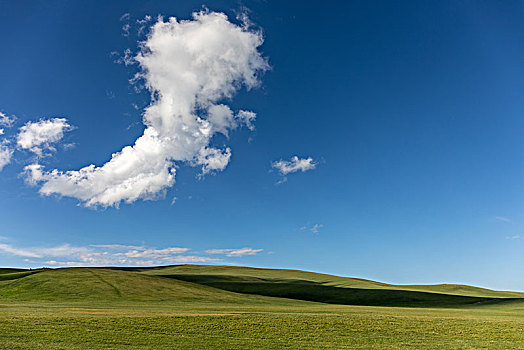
top-left (0, 0), bottom-right (523, 291)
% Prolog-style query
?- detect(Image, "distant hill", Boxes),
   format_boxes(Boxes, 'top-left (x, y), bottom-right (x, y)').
top-left (134, 264), bottom-right (524, 298)
top-left (0, 268), bottom-right (252, 303)
top-left (0, 265), bottom-right (522, 308)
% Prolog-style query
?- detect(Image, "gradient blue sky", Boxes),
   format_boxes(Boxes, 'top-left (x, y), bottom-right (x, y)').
top-left (0, 0), bottom-right (523, 291)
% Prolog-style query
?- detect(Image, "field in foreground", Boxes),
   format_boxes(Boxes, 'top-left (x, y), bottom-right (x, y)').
top-left (0, 265), bottom-right (523, 349)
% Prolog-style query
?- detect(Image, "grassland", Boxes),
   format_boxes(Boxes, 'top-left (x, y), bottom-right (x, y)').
top-left (1, 265), bottom-right (523, 349)
top-left (135, 264), bottom-right (524, 298)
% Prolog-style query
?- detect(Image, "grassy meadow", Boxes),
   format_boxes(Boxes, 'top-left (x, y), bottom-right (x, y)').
top-left (1, 265), bottom-right (523, 349)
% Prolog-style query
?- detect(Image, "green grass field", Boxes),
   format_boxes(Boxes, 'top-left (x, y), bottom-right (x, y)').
top-left (1, 265), bottom-right (523, 349)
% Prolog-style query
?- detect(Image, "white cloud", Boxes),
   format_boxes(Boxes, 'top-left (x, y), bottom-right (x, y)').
top-left (31, 254), bottom-right (218, 267)
top-left (236, 110), bottom-right (256, 131)
top-left (0, 243), bottom-right (90, 259)
top-left (0, 112), bottom-right (15, 171)
top-left (506, 235), bottom-right (520, 240)
top-left (275, 176), bottom-right (288, 185)
top-left (137, 15), bottom-right (153, 36)
top-left (167, 255), bottom-right (220, 263)
top-left (300, 223), bottom-right (323, 234)
top-left (205, 247), bottom-right (263, 257)
top-left (25, 11), bottom-right (268, 207)
top-left (0, 112), bottom-right (15, 127)
top-left (272, 156), bottom-right (316, 175)
top-left (494, 216), bottom-right (512, 223)
top-left (118, 14), bottom-right (131, 37)
top-left (89, 244), bottom-right (145, 250)
top-left (112, 48), bottom-right (135, 66)
top-left (194, 146), bottom-right (232, 175)
top-left (310, 224), bottom-right (323, 234)
top-left (206, 105), bottom-right (257, 136)
top-left (0, 243), bottom-right (42, 258)
top-left (113, 247), bottom-right (189, 258)
top-left (122, 23), bottom-right (130, 37)
top-left (17, 118), bottom-right (72, 156)
top-left (1, 242), bottom-right (219, 266)
top-left (34, 244), bottom-right (90, 257)
top-left (0, 142), bottom-right (13, 172)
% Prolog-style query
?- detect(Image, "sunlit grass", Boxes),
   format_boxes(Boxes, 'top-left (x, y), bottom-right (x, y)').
top-left (1, 266), bottom-right (523, 349)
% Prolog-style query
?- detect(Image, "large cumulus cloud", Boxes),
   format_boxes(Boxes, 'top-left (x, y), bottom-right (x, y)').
top-left (25, 11), bottom-right (268, 207)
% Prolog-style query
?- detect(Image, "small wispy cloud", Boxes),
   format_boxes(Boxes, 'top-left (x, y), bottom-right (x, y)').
top-left (506, 235), bottom-right (520, 240)
top-left (272, 156), bottom-right (316, 176)
top-left (310, 224), bottom-right (323, 234)
top-left (17, 118), bottom-right (73, 157)
top-left (0, 243), bottom-right (42, 258)
top-left (0, 242), bottom-right (267, 266)
top-left (300, 223), bottom-right (323, 234)
top-left (110, 49), bottom-right (135, 66)
top-left (137, 15), bottom-right (153, 36)
top-left (106, 90), bottom-right (116, 99)
top-left (122, 23), bottom-right (131, 37)
top-left (275, 176), bottom-right (288, 185)
top-left (0, 142), bottom-right (13, 172)
top-left (0, 112), bottom-right (16, 128)
top-left (0, 112), bottom-right (15, 172)
top-left (89, 244), bottom-right (145, 250)
top-left (194, 146), bottom-right (232, 176)
top-left (494, 216), bottom-right (512, 223)
top-left (205, 247), bottom-right (263, 257)
top-left (113, 247), bottom-right (190, 258)
top-left (120, 13), bottom-right (131, 37)
top-left (0, 243), bottom-right (219, 266)
top-left (25, 254), bottom-right (219, 267)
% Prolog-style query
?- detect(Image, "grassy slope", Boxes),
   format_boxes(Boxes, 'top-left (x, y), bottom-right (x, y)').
top-left (137, 264), bottom-right (524, 299)
top-left (0, 268), bottom-right (266, 303)
top-left (0, 268), bottom-right (28, 274)
top-left (136, 264), bottom-right (391, 289)
top-left (1, 266), bottom-right (524, 349)
top-left (400, 283), bottom-right (524, 298)
top-left (0, 270), bottom-right (39, 281)
top-left (0, 265), bottom-right (522, 309)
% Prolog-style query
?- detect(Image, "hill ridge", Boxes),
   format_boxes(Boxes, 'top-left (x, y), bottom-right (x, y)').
top-left (1, 265), bottom-right (522, 309)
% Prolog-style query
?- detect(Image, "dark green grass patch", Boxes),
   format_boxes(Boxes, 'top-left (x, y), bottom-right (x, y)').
top-left (141, 264), bottom-right (524, 299)
top-left (0, 270), bottom-right (41, 281)
top-left (160, 274), bottom-right (522, 308)
top-left (0, 268), bottom-right (30, 274)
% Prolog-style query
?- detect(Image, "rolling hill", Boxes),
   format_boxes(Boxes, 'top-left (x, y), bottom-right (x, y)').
top-left (0, 267), bottom-right (256, 303)
top-left (135, 264), bottom-right (524, 298)
top-left (2, 265), bottom-right (524, 349)
top-left (0, 264), bottom-right (522, 309)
